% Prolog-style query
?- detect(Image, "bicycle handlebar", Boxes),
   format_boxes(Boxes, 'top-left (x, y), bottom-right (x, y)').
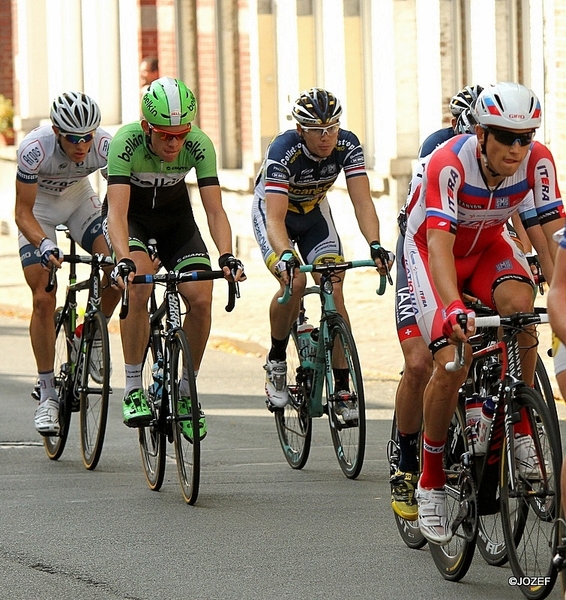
top-left (45, 254), bottom-right (115, 293)
top-left (445, 310), bottom-right (549, 372)
top-left (277, 259), bottom-right (389, 305)
top-left (120, 269), bottom-right (237, 320)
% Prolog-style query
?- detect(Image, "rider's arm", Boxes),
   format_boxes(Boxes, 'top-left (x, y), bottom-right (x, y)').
top-left (525, 222), bottom-right (555, 284)
top-left (427, 228), bottom-right (459, 307)
top-left (548, 244), bottom-right (566, 344)
top-left (106, 183), bottom-right (132, 262)
top-left (346, 174), bottom-right (381, 243)
top-left (199, 183), bottom-right (234, 257)
top-left (14, 180), bottom-right (45, 248)
top-left (265, 191), bottom-right (292, 258)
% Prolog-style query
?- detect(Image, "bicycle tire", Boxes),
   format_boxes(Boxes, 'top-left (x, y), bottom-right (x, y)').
top-left (79, 311), bottom-right (110, 470)
top-left (43, 307), bottom-right (72, 460)
top-left (170, 329), bottom-right (200, 505)
top-left (139, 334), bottom-right (166, 492)
top-left (535, 354), bottom-right (559, 438)
top-left (274, 328), bottom-right (312, 469)
top-left (429, 403), bottom-right (477, 582)
top-left (500, 386), bottom-right (561, 600)
top-left (324, 314), bottom-right (366, 479)
top-left (388, 414), bottom-right (426, 549)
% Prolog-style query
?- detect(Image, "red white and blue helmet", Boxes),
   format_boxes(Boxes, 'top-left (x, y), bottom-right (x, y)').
top-left (473, 82), bottom-right (541, 130)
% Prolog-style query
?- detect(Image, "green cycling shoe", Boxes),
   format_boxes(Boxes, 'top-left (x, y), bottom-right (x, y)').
top-left (123, 389), bottom-right (152, 427)
top-left (177, 396), bottom-right (207, 441)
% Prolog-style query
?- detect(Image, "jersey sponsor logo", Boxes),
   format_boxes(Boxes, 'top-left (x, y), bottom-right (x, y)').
top-left (269, 171), bottom-right (287, 180)
top-left (495, 259), bottom-right (513, 272)
top-left (21, 146), bottom-right (43, 168)
top-left (142, 95), bottom-right (158, 117)
top-left (289, 182), bottom-right (333, 196)
top-left (536, 164), bottom-right (551, 202)
top-left (445, 168), bottom-right (459, 212)
top-left (131, 173), bottom-right (185, 187)
top-left (280, 145), bottom-right (302, 167)
top-left (185, 139), bottom-right (207, 162)
top-left (495, 196), bottom-right (510, 209)
top-left (16, 169), bottom-right (36, 181)
top-left (118, 133), bottom-right (145, 162)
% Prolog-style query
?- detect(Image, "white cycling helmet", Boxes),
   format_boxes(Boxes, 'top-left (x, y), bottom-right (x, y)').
top-left (50, 92), bottom-right (101, 134)
top-left (473, 82), bottom-right (541, 130)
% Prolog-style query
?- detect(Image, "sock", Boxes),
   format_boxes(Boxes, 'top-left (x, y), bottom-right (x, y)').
top-left (333, 368), bottom-right (350, 392)
top-left (124, 363), bottom-right (142, 395)
top-left (38, 371), bottom-right (56, 403)
top-left (398, 431), bottom-right (420, 473)
top-left (268, 335), bottom-right (289, 362)
top-left (419, 435), bottom-right (446, 489)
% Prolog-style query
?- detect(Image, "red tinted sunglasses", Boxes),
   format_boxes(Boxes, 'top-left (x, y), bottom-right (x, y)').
top-left (148, 124), bottom-right (191, 141)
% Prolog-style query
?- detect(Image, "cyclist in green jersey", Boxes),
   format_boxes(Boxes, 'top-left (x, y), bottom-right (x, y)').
top-left (104, 77), bottom-right (246, 432)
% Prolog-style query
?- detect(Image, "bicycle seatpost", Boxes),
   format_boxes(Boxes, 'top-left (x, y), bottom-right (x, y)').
top-left (445, 313), bottom-right (468, 372)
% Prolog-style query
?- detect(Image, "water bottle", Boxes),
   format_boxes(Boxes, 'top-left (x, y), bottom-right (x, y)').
top-left (475, 396), bottom-right (496, 455)
top-left (71, 322), bottom-right (84, 363)
top-left (465, 393), bottom-right (482, 444)
top-left (150, 361), bottom-right (163, 405)
top-left (296, 321), bottom-right (314, 363)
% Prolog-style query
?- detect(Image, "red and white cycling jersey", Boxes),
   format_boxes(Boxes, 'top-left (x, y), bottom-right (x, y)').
top-left (406, 135), bottom-right (563, 256)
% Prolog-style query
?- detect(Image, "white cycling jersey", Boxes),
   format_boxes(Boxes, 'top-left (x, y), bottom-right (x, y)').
top-left (16, 125), bottom-right (111, 195)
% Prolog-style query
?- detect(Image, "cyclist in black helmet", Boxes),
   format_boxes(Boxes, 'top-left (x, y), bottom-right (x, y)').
top-left (251, 87), bottom-right (392, 413)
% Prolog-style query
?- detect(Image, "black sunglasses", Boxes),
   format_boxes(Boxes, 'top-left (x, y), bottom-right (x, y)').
top-left (485, 127), bottom-right (535, 147)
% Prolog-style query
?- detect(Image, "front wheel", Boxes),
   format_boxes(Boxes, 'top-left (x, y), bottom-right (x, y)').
top-left (170, 329), bottom-right (200, 505)
top-left (325, 315), bottom-right (365, 479)
top-left (428, 403), bottom-right (477, 581)
top-left (500, 386), bottom-right (561, 600)
top-left (274, 327), bottom-right (312, 469)
top-left (43, 307), bottom-right (72, 460)
top-left (79, 311), bottom-right (111, 470)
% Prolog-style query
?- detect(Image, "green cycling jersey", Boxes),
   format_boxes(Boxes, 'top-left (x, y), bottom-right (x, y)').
top-left (106, 121), bottom-right (219, 206)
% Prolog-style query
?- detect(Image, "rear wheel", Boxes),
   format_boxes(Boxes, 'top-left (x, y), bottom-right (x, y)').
top-left (388, 414), bottom-right (426, 549)
top-left (325, 315), bottom-right (365, 479)
top-left (79, 311), bottom-right (110, 470)
top-left (43, 307), bottom-right (72, 460)
top-left (429, 404), bottom-right (477, 581)
top-left (500, 386), bottom-right (561, 600)
top-left (274, 328), bottom-right (312, 469)
top-left (170, 329), bottom-right (200, 505)
top-left (139, 333), bottom-right (166, 492)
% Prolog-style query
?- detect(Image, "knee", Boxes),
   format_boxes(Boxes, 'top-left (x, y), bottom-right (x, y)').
top-left (32, 290), bottom-right (56, 317)
top-left (402, 340), bottom-right (433, 381)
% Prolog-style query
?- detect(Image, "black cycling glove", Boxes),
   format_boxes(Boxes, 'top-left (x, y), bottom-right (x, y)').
top-left (111, 258), bottom-right (136, 286)
top-left (218, 253), bottom-right (246, 278)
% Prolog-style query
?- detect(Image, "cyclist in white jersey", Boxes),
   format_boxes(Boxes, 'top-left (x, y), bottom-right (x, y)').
top-left (15, 92), bottom-right (119, 436)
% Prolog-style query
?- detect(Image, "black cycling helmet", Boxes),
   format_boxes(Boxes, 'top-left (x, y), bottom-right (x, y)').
top-left (292, 88), bottom-right (342, 126)
top-left (449, 85), bottom-right (483, 117)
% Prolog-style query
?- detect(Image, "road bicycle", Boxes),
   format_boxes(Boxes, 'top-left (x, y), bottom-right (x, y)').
top-left (36, 227), bottom-right (114, 470)
top-left (428, 311), bottom-right (562, 600)
top-left (275, 259), bottom-right (388, 479)
top-left (121, 268), bottom-right (237, 505)
top-left (387, 303), bottom-right (560, 556)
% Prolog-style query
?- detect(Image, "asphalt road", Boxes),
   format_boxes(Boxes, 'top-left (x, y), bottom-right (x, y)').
top-left (1, 314), bottom-right (564, 600)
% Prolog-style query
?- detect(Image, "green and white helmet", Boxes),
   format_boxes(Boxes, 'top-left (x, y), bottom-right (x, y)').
top-left (141, 77), bottom-right (197, 126)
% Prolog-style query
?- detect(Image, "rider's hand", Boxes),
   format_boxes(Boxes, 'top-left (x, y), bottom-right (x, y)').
top-left (274, 249), bottom-right (300, 285)
top-left (39, 238), bottom-right (63, 269)
top-left (442, 300), bottom-right (475, 342)
top-left (370, 241), bottom-right (394, 281)
top-left (111, 258), bottom-right (136, 289)
top-left (218, 253), bottom-right (247, 282)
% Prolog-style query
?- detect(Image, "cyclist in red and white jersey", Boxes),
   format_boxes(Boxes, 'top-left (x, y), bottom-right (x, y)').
top-left (15, 92), bottom-right (120, 436)
top-left (404, 82), bottom-right (564, 545)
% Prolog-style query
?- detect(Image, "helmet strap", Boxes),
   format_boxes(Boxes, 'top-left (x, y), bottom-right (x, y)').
top-left (479, 131), bottom-right (501, 178)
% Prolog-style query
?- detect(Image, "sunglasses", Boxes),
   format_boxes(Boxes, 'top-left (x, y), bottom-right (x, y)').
top-left (59, 131), bottom-right (95, 144)
top-left (486, 127), bottom-right (535, 147)
top-left (148, 124), bottom-right (191, 141)
top-left (301, 123), bottom-right (340, 137)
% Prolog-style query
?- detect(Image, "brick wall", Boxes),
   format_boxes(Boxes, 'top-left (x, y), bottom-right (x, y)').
top-left (139, 0), bottom-right (158, 64)
top-left (0, 0), bottom-right (14, 99)
top-left (554, 3), bottom-right (566, 197)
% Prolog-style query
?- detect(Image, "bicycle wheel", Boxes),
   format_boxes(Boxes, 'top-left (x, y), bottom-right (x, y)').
top-left (388, 414), bottom-right (426, 549)
top-left (43, 307), bottom-right (73, 460)
top-left (500, 386), bottom-right (561, 600)
top-left (429, 403), bottom-right (477, 582)
top-left (535, 354), bottom-right (559, 437)
top-left (274, 328), bottom-right (312, 469)
top-left (324, 315), bottom-right (365, 479)
top-left (138, 334), bottom-right (166, 492)
top-left (78, 311), bottom-right (110, 470)
top-left (170, 329), bottom-right (200, 505)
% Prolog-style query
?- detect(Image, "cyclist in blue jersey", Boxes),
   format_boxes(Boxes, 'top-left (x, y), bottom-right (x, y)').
top-left (251, 87), bottom-right (392, 413)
